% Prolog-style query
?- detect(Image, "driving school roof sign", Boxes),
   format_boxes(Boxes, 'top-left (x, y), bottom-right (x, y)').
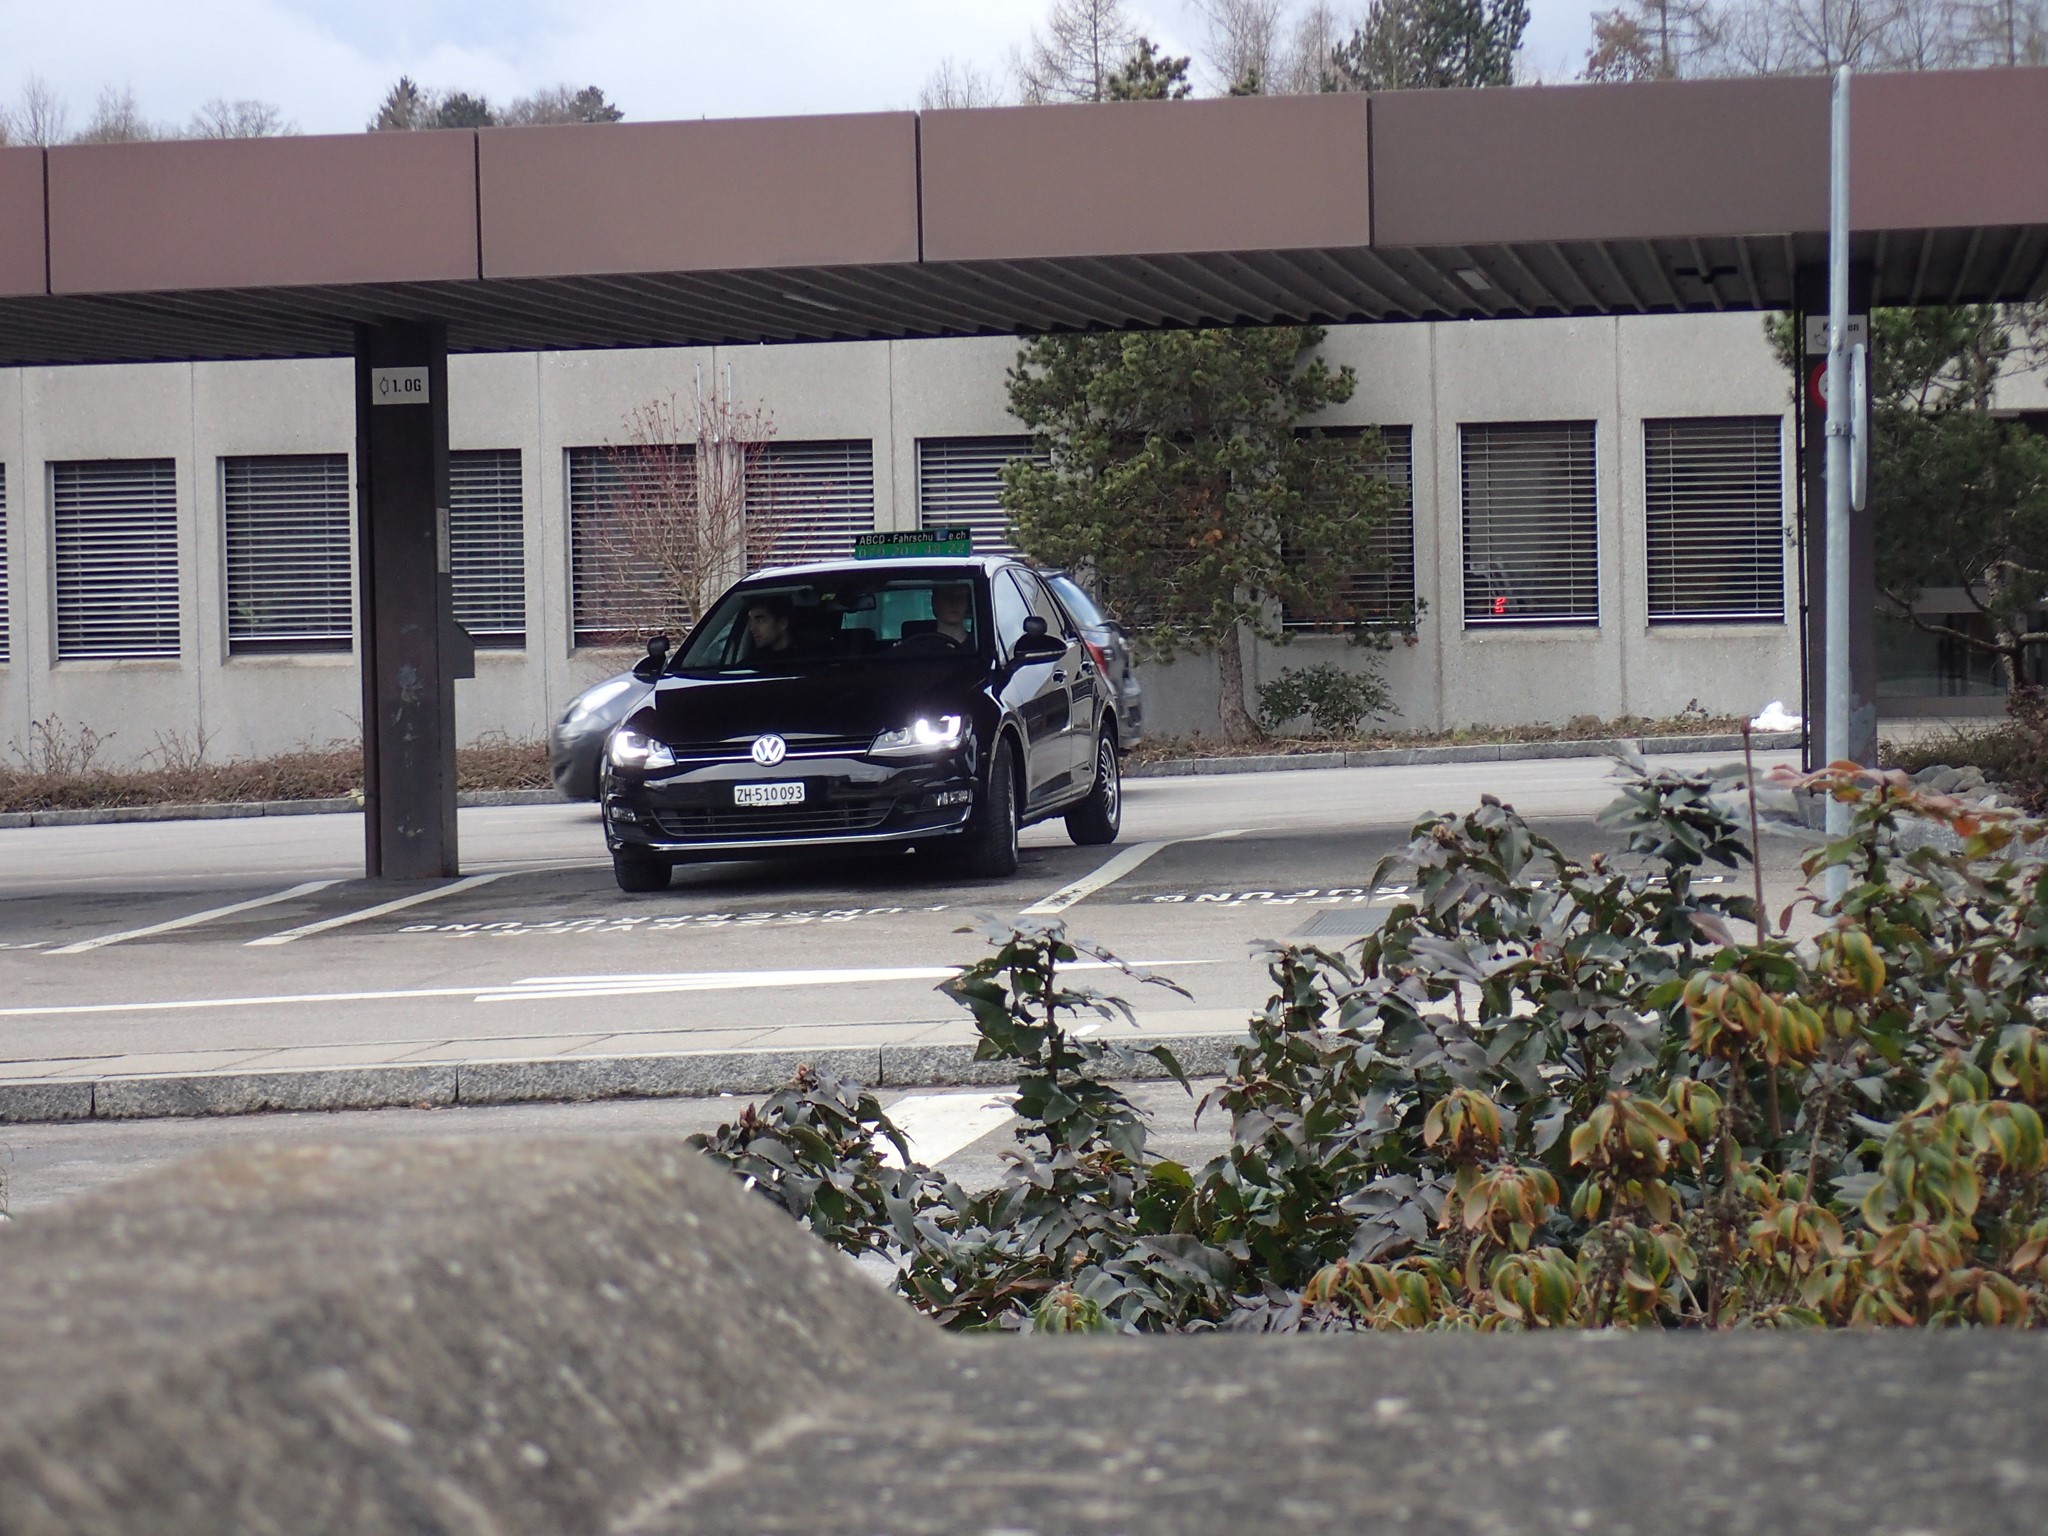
top-left (852, 528), bottom-right (972, 559)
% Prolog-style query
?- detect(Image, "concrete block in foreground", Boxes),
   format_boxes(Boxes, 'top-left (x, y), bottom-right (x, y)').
top-left (0, 1137), bottom-right (938, 1536)
top-left (0, 1136), bottom-right (2042, 1533)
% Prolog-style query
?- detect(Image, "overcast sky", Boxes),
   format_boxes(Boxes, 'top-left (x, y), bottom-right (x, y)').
top-left (0, 0), bottom-right (1600, 136)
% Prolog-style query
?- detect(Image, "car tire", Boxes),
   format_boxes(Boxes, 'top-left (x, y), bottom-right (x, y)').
top-left (1065, 731), bottom-right (1121, 846)
top-left (963, 737), bottom-right (1021, 879)
top-left (612, 847), bottom-right (673, 893)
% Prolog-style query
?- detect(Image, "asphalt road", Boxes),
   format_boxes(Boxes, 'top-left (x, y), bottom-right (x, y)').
top-left (0, 750), bottom-right (1812, 1213)
top-left (0, 752), bottom-right (1803, 1036)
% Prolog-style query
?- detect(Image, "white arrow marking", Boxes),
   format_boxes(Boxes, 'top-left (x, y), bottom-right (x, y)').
top-left (247, 873), bottom-right (507, 946)
top-left (1020, 828), bottom-right (1247, 916)
top-left (47, 881), bottom-right (341, 955)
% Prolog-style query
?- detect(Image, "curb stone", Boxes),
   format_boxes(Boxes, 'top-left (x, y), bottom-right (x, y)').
top-left (0, 786), bottom-right (564, 830)
top-left (0, 1031), bottom-right (1254, 1125)
top-left (1126, 731), bottom-right (1802, 778)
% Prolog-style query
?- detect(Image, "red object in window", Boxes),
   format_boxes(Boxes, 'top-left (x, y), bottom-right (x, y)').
top-left (1492, 594), bottom-right (1509, 616)
top-left (1083, 638), bottom-right (1110, 675)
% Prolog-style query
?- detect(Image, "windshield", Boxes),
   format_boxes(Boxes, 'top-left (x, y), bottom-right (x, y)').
top-left (671, 572), bottom-right (990, 675)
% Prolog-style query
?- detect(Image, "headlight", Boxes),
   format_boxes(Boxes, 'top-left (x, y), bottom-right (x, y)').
top-left (871, 714), bottom-right (965, 757)
top-left (566, 676), bottom-right (639, 725)
top-left (608, 728), bottom-right (676, 771)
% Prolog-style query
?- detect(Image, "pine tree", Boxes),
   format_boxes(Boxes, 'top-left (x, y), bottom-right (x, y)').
top-left (1002, 329), bottom-right (1401, 740)
top-left (1105, 38), bottom-right (1194, 100)
top-left (1328, 0), bottom-right (1530, 89)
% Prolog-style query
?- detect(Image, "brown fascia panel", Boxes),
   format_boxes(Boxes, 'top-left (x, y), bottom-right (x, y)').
top-left (478, 114), bottom-right (919, 280)
top-left (920, 95), bottom-right (1371, 263)
top-left (46, 132), bottom-right (479, 295)
top-left (1371, 77), bottom-right (1831, 249)
top-left (1853, 68), bottom-right (2048, 231)
top-left (0, 148), bottom-right (47, 297)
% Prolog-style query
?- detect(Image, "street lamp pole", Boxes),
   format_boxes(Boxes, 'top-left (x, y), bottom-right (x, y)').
top-left (1823, 64), bottom-right (1853, 903)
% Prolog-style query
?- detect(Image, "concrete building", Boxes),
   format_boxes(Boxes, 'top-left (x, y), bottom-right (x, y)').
top-left (0, 310), bottom-right (1812, 763)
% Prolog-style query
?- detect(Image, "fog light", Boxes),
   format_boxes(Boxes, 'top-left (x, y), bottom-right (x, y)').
top-left (933, 789), bottom-right (972, 808)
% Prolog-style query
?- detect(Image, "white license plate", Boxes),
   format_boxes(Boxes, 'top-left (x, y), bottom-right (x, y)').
top-left (734, 781), bottom-right (806, 807)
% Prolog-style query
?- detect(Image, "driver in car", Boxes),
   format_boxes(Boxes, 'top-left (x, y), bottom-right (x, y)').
top-left (930, 583), bottom-right (974, 647)
top-left (744, 595), bottom-right (797, 658)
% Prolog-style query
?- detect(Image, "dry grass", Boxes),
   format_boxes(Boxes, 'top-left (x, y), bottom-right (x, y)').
top-left (1125, 711), bottom-right (1754, 766)
top-left (0, 733), bottom-right (551, 814)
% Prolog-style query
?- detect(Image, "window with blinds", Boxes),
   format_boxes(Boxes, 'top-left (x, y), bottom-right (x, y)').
top-left (567, 444), bottom-right (696, 647)
top-left (753, 440), bottom-right (876, 566)
top-left (1644, 417), bottom-right (1786, 623)
top-left (222, 455), bottom-right (351, 654)
top-left (52, 458), bottom-right (181, 660)
top-left (1461, 422), bottom-right (1599, 627)
top-left (0, 463), bottom-right (9, 665)
top-left (1283, 426), bottom-right (1416, 626)
top-left (450, 449), bottom-right (525, 647)
top-left (916, 436), bottom-right (1045, 556)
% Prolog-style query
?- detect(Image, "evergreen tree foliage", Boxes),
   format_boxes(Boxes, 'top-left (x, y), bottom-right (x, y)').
top-left (1105, 37), bottom-right (1194, 99)
top-left (1001, 327), bottom-right (1400, 740)
top-left (369, 77), bottom-right (432, 132)
top-left (432, 91), bottom-right (497, 129)
top-left (1329, 0), bottom-right (1530, 89)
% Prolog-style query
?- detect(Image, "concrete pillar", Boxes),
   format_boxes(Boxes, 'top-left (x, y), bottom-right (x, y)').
top-left (354, 321), bottom-right (473, 879)
top-left (1793, 265), bottom-right (1877, 770)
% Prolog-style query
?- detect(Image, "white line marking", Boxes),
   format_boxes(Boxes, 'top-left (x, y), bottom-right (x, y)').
top-left (879, 1090), bottom-right (1017, 1168)
top-left (1020, 828), bottom-right (1247, 916)
top-left (0, 958), bottom-right (1222, 1021)
top-left (46, 881), bottom-right (341, 955)
top-left (246, 873), bottom-right (507, 946)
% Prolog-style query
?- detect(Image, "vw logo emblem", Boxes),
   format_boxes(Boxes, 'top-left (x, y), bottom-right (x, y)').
top-left (750, 734), bottom-right (788, 766)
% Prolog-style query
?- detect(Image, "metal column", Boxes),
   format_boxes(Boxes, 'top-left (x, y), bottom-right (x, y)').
top-left (1792, 266), bottom-right (1876, 771)
top-left (354, 321), bottom-right (474, 879)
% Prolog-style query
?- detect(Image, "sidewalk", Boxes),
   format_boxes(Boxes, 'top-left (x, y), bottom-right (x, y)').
top-left (0, 1008), bottom-right (1255, 1125)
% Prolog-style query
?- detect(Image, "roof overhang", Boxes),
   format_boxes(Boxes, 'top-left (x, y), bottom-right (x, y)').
top-left (1, 68), bottom-right (2044, 367)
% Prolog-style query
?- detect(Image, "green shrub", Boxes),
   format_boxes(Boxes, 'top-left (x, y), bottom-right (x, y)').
top-left (697, 761), bottom-right (2048, 1331)
top-left (1256, 662), bottom-right (1392, 738)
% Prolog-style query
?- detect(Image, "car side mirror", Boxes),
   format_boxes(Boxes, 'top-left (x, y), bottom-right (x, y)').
top-left (631, 633), bottom-right (671, 682)
top-left (1010, 631), bottom-right (1066, 664)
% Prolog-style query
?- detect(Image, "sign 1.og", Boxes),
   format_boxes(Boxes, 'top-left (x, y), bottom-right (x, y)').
top-left (371, 366), bottom-right (431, 406)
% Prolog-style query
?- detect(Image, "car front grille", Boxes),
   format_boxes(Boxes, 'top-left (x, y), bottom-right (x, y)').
top-left (650, 800), bottom-right (893, 841)
top-left (668, 735), bottom-right (874, 764)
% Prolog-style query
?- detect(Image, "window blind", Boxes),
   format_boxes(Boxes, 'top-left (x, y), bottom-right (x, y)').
top-left (752, 440), bottom-right (876, 566)
top-left (450, 449), bottom-right (525, 647)
top-left (53, 458), bottom-right (181, 660)
top-left (1644, 417), bottom-right (1786, 623)
top-left (0, 463), bottom-right (9, 664)
top-left (1461, 422), bottom-right (1599, 626)
top-left (915, 436), bottom-right (1045, 557)
top-left (222, 454), bottom-right (351, 654)
top-left (1284, 426), bottom-right (1416, 625)
top-left (567, 444), bottom-right (697, 647)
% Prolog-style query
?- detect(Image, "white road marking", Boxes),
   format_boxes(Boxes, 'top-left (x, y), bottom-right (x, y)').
top-left (1020, 828), bottom-right (1248, 916)
top-left (879, 1090), bottom-right (1018, 1168)
top-left (45, 881), bottom-right (341, 955)
top-left (246, 873), bottom-right (507, 946)
top-left (0, 958), bottom-right (1221, 1021)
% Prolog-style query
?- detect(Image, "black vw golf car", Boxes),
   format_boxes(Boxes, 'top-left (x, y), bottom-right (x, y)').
top-left (600, 545), bottom-right (1124, 891)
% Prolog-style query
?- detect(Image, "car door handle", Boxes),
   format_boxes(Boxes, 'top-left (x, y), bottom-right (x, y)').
top-left (1051, 669), bottom-right (1067, 683)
